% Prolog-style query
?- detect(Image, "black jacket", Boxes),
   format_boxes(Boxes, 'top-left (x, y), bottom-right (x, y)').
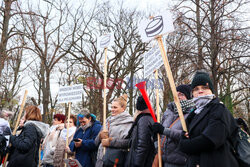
top-left (179, 98), bottom-right (239, 167)
top-left (126, 113), bottom-right (156, 167)
top-left (8, 123), bottom-right (44, 167)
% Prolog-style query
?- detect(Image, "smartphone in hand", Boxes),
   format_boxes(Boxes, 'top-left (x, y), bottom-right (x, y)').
top-left (73, 138), bottom-right (80, 142)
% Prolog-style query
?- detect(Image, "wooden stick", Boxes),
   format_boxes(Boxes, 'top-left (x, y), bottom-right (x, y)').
top-left (103, 47), bottom-right (108, 130)
top-left (65, 102), bottom-right (71, 167)
top-left (3, 90), bottom-right (28, 167)
top-left (156, 37), bottom-right (187, 132)
top-left (103, 48), bottom-right (108, 154)
top-left (155, 70), bottom-right (162, 167)
top-left (39, 144), bottom-right (41, 167)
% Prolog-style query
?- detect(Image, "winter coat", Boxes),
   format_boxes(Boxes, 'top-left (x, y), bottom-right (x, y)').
top-left (42, 123), bottom-right (64, 165)
top-left (179, 98), bottom-right (239, 167)
top-left (69, 120), bottom-right (102, 167)
top-left (161, 102), bottom-right (193, 166)
top-left (53, 126), bottom-right (76, 167)
top-left (8, 120), bottom-right (49, 167)
top-left (95, 111), bottom-right (133, 167)
top-left (125, 112), bottom-right (156, 167)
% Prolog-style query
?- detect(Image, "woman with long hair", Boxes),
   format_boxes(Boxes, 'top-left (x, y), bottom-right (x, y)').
top-left (8, 105), bottom-right (49, 167)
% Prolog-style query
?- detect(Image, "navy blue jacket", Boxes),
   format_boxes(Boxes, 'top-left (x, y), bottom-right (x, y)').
top-left (69, 121), bottom-right (101, 167)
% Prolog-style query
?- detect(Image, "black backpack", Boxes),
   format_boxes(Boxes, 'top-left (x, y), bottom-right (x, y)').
top-left (235, 128), bottom-right (250, 167)
top-left (230, 127), bottom-right (250, 167)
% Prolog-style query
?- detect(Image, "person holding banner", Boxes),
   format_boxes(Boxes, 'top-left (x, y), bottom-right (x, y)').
top-left (69, 113), bottom-right (101, 167)
top-left (152, 84), bottom-right (194, 167)
top-left (179, 71), bottom-right (239, 167)
top-left (42, 114), bottom-right (66, 167)
top-left (53, 115), bottom-right (76, 167)
top-left (125, 96), bottom-right (156, 167)
top-left (7, 105), bottom-right (49, 167)
top-left (95, 94), bottom-right (133, 167)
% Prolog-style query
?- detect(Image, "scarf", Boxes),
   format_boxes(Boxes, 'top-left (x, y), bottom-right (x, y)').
top-left (81, 122), bottom-right (93, 131)
top-left (192, 94), bottom-right (215, 114)
top-left (173, 99), bottom-right (195, 113)
top-left (60, 126), bottom-right (76, 141)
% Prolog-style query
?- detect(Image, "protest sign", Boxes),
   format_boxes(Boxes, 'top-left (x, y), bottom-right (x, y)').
top-left (139, 10), bottom-right (174, 42)
top-left (144, 45), bottom-right (164, 78)
top-left (97, 32), bottom-right (114, 49)
top-left (58, 84), bottom-right (83, 104)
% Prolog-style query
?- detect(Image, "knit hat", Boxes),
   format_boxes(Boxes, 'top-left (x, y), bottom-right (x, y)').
top-left (176, 84), bottom-right (192, 100)
top-left (191, 71), bottom-right (214, 93)
top-left (136, 96), bottom-right (148, 111)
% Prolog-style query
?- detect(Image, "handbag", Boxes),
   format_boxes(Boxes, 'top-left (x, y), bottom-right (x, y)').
top-left (103, 148), bottom-right (128, 167)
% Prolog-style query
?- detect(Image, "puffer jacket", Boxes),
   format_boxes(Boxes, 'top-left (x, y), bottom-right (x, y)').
top-left (8, 121), bottom-right (49, 167)
top-left (125, 112), bottom-right (156, 167)
top-left (95, 111), bottom-right (133, 167)
top-left (161, 101), bottom-right (193, 165)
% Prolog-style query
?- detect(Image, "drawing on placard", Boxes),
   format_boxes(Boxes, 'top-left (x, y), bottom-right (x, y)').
top-left (145, 16), bottom-right (164, 37)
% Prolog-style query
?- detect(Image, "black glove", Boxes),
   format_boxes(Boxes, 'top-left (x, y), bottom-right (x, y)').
top-left (152, 122), bottom-right (164, 134)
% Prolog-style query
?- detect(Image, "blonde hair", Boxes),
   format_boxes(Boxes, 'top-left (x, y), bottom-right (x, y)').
top-left (25, 105), bottom-right (42, 121)
top-left (113, 94), bottom-right (128, 108)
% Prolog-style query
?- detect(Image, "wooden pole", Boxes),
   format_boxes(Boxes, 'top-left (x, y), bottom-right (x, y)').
top-left (103, 47), bottom-right (108, 154)
top-left (103, 47), bottom-right (108, 130)
top-left (65, 102), bottom-right (71, 167)
top-left (39, 145), bottom-right (41, 167)
top-left (3, 90), bottom-right (28, 167)
top-left (155, 70), bottom-right (162, 167)
top-left (156, 36), bottom-right (187, 132)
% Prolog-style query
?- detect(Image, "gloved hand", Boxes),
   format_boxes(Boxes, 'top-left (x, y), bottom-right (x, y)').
top-left (99, 130), bottom-right (109, 140)
top-left (152, 122), bottom-right (164, 134)
top-left (101, 138), bottom-right (112, 147)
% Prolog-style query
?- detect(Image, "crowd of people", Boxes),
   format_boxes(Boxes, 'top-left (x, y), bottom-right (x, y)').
top-left (0, 71), bottom-right (249, 167)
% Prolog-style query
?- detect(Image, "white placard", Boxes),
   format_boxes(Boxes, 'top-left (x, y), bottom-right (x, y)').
top-left (64, 159), bottom-right (82, 167)
top-left (144, 45), bottom-right (164, 78)
top-left (97, 32), bottom-right (115, 49)
top-left (139, 10), bottom-right (174, 42)
top-left (57, 84), bottom-right (83, 104)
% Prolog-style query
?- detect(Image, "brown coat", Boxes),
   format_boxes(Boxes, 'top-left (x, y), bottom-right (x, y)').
top-left (53, 133), bottom-right (75, 167)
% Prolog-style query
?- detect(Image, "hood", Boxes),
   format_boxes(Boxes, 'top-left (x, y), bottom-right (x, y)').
top-left (107, 111), bottom-right (133, 126)
top-left (24, 120), bottom-right (50, 138)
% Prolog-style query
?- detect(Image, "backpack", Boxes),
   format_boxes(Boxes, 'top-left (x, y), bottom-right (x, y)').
top-left (233, 128), bottom-right (250, 167)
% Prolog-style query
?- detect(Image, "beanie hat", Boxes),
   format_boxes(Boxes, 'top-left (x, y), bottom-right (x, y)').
top-left (191, 71), bottom-right (214, 93)
top-left (136, 96), bottom-right (148, 111)
top-left (176, 84), bottom-right (192, 100)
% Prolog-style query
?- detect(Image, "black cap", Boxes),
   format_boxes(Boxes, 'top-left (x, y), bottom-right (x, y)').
top-left (176, 84), bottom-right (192, 100)
top-left (136, 96), bottom-right (148, 111)
top-left (191, 71), bottom-right (214, 93)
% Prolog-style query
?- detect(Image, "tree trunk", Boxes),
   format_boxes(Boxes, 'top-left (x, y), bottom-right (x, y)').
top-left (0, 0), bottom-right (13, 77)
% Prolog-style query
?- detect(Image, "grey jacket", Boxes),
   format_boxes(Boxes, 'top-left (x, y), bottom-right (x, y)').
top-left (95, 111), bottom-right (133, 167)
top-left (161, 102), bottom-right (193, 165)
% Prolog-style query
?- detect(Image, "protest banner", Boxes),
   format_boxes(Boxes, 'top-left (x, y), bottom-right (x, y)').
top-left (143, 45), bottom-right (164, 78)
top-left (97, 32), bottom-right (114, 154)
top-left (139, 11), bottom-right (174, 43)
top-left (139, 11), bottom-right (187, 132)
top-left (58, 84), bottom-right (83, 166)
top-left (97, 32), bottom-right (114, 49)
